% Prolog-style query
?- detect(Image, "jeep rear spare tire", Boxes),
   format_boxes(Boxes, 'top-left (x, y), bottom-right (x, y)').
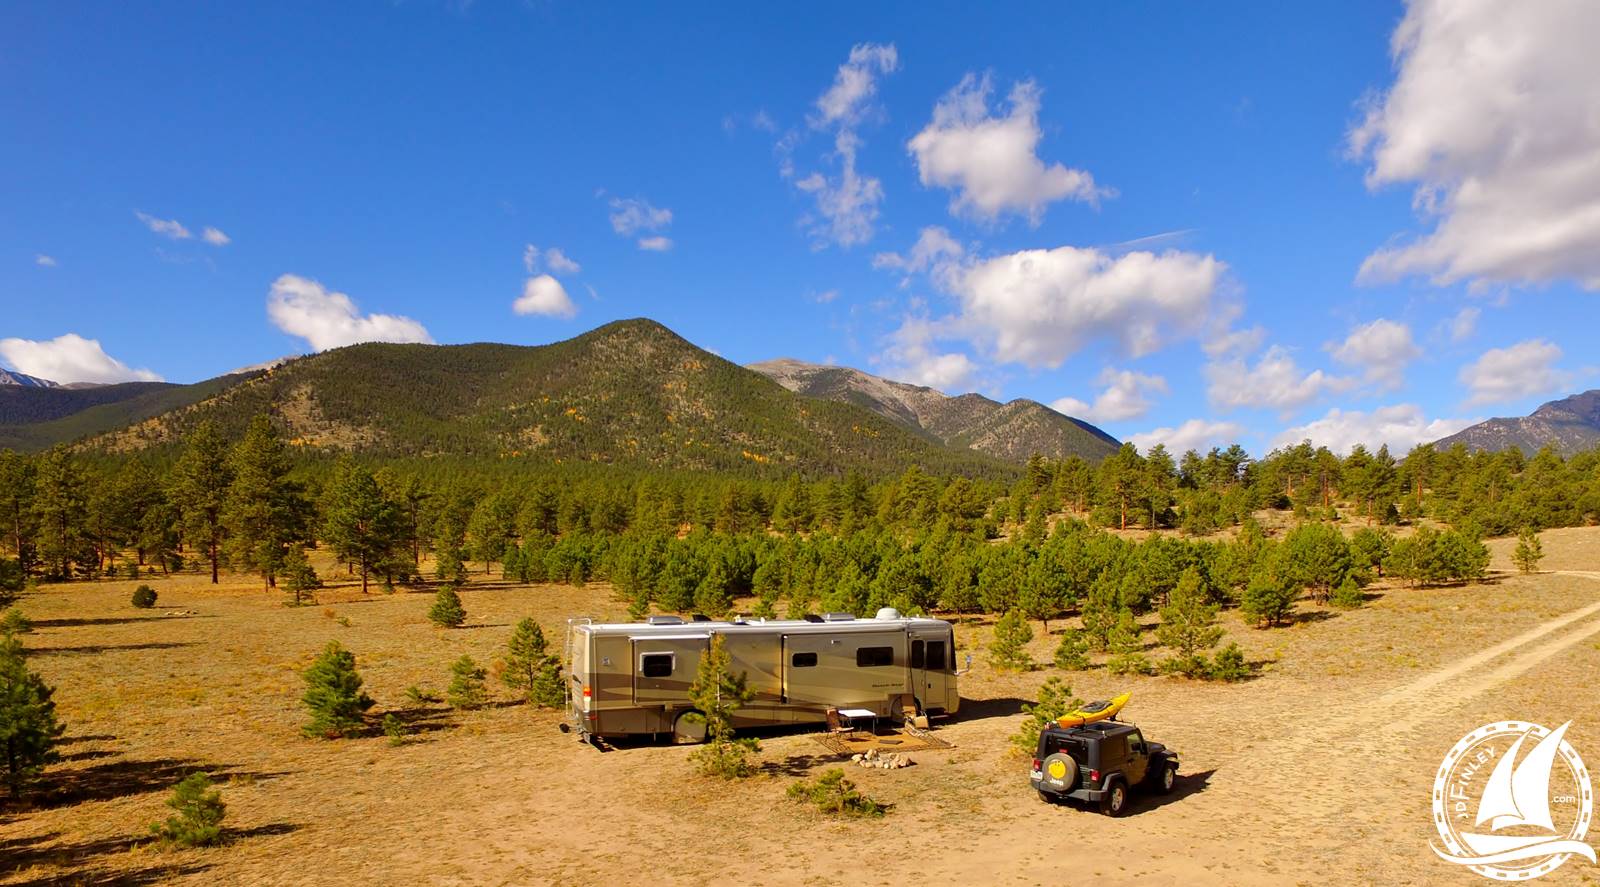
top-left (1039, 752), bottom-right (1077, 793)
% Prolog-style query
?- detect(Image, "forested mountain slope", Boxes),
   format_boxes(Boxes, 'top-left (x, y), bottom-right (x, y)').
top-left (79, 319), bottom-right (1011, 477)
top-left (749, 358), bottom-right (1120, 463)
top-left (0, 377), bottom-right (249, 452)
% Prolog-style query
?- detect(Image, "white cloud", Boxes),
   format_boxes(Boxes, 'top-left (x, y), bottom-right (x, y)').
top-left (1272, 404), bottom-right (1477, 455)
top-left (1328, 318), bottom-right (1420, 389)
top-left (952, 246), bottom-right (1225, 367)
top-left (1349, 1), bottom-right (1600, 290)
top-left (1128, 419), bottom-right (1246, 455)
top-left (266, 274), bottom-right (433, 352)
top-left (795, 130), bottom-right (884, 248)
top-left (637, 236), bottom-right (673, 252)
top-left (812, 43), bottom-right (898, 127)
top-left (1459, 339), bottom-right (1569, 405)
top-left (908, 73), bottom-right (1110, 224)
top-left (0, 333), bottom-right (162, 384)
top-left (814, 289), bottom-right (839, 304)
top-left (522, 244), bottom-right (539, 274)
top-left (513, 274), bottom-right (578, 319)
top-left (1447, 307), bottom-right (1479, 342)
top-left (1051, 369), bottom-right (1168, 422)
top-left (134, 211), bottom-right (191, 240)
top-left (201, 226), bottom-right (230, 246)
top-left (1206, 345), bottom-right (1354, 412)
top-left (544, 248), bottom-right (580, 274)
top-left (872, 226), bottom-right (965, 286)
top-left (876, 317), bottom-right (977, 392)
top-left (608, 197), bottom-right (672, 236)
top-left (35, 254), bottom-right (56, 267)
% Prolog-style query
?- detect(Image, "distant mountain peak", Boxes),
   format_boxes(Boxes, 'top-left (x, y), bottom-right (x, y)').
top-left (1433, 389), bottom-right (1600, 456)
top-left (0, 369), bottom-right (58, 388)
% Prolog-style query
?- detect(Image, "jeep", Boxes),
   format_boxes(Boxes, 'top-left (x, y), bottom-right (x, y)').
top-left (1029, 720), bottom-right (1179, 816)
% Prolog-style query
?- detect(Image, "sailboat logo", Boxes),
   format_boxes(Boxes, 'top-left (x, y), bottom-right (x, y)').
top-left (1432, 720), bottom-right (1597, 880)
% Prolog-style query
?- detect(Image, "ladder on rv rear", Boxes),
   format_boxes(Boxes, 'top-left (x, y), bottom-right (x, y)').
top-left (563, 617), bottom-right (593, 736)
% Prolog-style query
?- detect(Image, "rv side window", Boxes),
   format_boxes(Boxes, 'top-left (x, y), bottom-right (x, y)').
top-left (926, 640), bottom-right (946, 672)
top-left (640, 653), bottom-right (674, 678)
top-left (910, 640), bottom-right (925, 669)
top-left (856, 646), bottom-right (893, 667)
top-left (791, 652), bottom-right (818, 668)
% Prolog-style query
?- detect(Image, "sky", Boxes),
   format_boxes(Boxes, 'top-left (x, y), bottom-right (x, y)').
top-left (5, 1), bottom-right (1599, 457)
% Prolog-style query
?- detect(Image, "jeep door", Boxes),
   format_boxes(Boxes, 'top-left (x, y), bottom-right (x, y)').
top-left (1123, 729), bottom-right (1150, 784)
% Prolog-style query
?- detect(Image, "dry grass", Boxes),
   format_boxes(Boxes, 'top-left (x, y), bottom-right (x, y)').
top-left (5, 533), bottom-right (1600, 885)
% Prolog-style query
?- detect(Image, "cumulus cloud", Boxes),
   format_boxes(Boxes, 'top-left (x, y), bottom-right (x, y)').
top-left (872, 226), bottom-right (965, 286)
top-left (513, 274), bottom-right (578, 318)
top-left (876, 317), bottom-right (977, 392)
top-left (1127, 419), bottom-right (1247, 455)
top-left (952, 246), bottom-right (1225, 367)
top-left (266, 274), bottom-right (433, 352)
top-left (0, 333), bottom-right (162, 384)
top-left (795, 130), bottom-right (885, 248)
top-left (1206, 345), bottom-right (1354, 412)
top-left (813, 43), bottom-right (898, 127)
top-left (1458, 339), bottom-right (1570, 405)
top-left (201, 226), bottom-right (231, 246)
top-left (35, 254), bottom-right (56, 267)
top-left (908, 73), bottom-right (1110, 224)
top-left (134, 211), bottom-right (191, 240)
top-left (1349, 1), bottom-right (1600, 290)
top-left (523, 245), bottom-right (581, 275)
top-left (1051, 369), bottom-right (1169, 422)
top-left (1328, 318), bottom-right (1420, 389)
top-left (1272, 404), bottom-right (1477, 455)
top-left (608, 197), bottom-right (674, 251)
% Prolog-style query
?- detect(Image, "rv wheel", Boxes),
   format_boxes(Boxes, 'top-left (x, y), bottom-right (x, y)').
top-left (672, 710), bottom-right (708, 745)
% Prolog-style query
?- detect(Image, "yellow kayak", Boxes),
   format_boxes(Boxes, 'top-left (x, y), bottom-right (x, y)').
top-left (1055, 692), bottom-right (1130, 728)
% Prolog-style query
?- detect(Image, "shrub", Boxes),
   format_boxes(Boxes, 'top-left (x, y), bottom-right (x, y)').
top-left (301, 641), bottom-right (373, 738)
top-left (988, 610), bottom-right (1035, 672)
top-left (131, 585), bottom-right (158, 609)
top-left (1052, 629), bottom-right (1090, 671)
top-left (1512, 528), bottom-right (1544, 575)
top-left (447, 655), bottom-right (488, 710)
top-left (0, 631), bottom-right (66, 797)
top-left (1330, 575), bottom-right (1364, 609)
top-left (786, 769), bottom-right (886, 817)
top-left (1209, 642), bottom-right (1250, 682)
top-left (427, 586), bottom-right (466, 628)
top-left (501, 618), bottom-right (565, 708)
top-left (150, 773), bottom-right (226, 848)
top-left (382, 713), bottom-right (407, 747)
top-left (0, 608), bottom-right (31, 635)
top-left (1010, 676), bottom-right (1082, 755)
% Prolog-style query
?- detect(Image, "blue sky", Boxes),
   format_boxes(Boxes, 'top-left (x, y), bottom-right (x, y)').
top-left (5, 1), bottom-right (1598, 455)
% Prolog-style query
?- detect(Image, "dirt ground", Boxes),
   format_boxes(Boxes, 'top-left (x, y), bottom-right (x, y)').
top-left (5, 528), bottom-right (1600, 886)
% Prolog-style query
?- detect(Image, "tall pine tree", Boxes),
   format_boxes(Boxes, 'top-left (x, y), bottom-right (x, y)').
top-left (224, 415), bottom-right (310, 590)
top-left (322, 459), bottom-right (400, 594)
top-left (171, 421), bottom-right (233, 583)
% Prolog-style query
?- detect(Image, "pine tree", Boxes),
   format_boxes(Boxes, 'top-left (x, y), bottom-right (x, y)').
top-left (1209, 641), bottom-right (1250, 682)
top-left (1053, 628), bottom-right (1090, 670)
top-left (0, 450), bottom-right (37, 574)
top-left (502, 618), bottom-right (563, 708)
top-left (30, 447), bottom-right (90, 580)
top-left (1080, 573), bottom-right (1120, 652)
top-left (428, 585), bottom-right (466, 628)
top-left (1010, 676), bottom-right (1082, 754)
top-left (171, 421), bottom-right (233, 584)
top-left (1329, 575), bottom-right (1364, 609)
top-left (1105, 608), bottom-right (1148, 676)
top-left (223, 415), bottom-right (309, 590)
top-left (988, 610), bottom-right (1035, 671)
top-left (281, 546), bottom-right (321, 606)
top-left (0, 630), bottom-right (66, 796)
top-left (1512, 528), bottom-right (1544, 574)
top-left (447, 655), bottom-right (487, 710)
top-left (301, 641), bottom-right (373, 738)
top-left (1156, 567), bottom-right (1222, 677)
top-left (150, 773), bottom-right (226, 848)
top-left (1241, 571), bottom-right (1295, 628)
top-left (687, 635), bottom-right (760, 778)
top-left (323, 460), bottom-right (401, 594)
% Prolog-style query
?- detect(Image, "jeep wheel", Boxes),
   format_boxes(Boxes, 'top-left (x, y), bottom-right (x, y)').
top-left (672, 710), bottom-right (707, 745)
top-left (1101, 778), bottom-right (1128, 816)
top-left (1158, 763), bottom-right (1177, 794)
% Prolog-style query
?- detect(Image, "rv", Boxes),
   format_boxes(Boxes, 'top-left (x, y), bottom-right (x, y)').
top-left (565, 608), bottom-right (960, 742)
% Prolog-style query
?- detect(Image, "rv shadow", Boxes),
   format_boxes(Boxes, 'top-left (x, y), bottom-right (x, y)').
top-left (951, 697), bottom-right (1029, 723)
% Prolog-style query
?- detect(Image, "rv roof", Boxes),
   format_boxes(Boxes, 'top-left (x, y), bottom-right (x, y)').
top-left (575, 616), bottom-right (951, 636)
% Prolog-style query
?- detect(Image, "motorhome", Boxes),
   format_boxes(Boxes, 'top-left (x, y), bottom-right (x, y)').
top-left (565, 608), bottom-right (959, 742)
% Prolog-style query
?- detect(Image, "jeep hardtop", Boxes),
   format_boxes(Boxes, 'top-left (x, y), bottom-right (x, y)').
top-left (1029, 720), bottom-right (1179, 816)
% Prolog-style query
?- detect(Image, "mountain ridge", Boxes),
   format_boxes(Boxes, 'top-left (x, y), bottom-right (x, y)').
top-left (1432, 390), bottom-right (1600, 456)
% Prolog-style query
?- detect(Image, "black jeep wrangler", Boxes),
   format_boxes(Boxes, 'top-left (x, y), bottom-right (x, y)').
top-left (1029, 720), bottom-right (1178, 816)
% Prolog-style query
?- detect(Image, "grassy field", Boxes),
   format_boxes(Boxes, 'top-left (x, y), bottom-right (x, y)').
top-left (4, 528), bottom-right (1600, 885)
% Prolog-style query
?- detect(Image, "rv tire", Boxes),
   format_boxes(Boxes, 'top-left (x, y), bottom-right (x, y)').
top-left (672, 710), bottom-right (708, 745)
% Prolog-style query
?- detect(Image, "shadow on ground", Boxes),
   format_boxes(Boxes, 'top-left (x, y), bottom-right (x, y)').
top-left (24, 642), bottom-right (199, 656)
top-left (29, 757), bottom-right (287, 809)
top-left (0, 822), bottom-right (297, 887)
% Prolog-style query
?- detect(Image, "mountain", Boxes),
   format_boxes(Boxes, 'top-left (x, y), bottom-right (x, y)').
top-left (73, 319), bottom-right (1010, 477)
top-left (0, 369), bottom-right (59, 388)
top-left (1433, 390), bottom-right (1600, 456)
top-left (0, 376), bottom-right (254, 452)
top-left (749, 358), bottom-right (1120, 463)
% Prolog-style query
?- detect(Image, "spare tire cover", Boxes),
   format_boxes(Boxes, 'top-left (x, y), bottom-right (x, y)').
top-left (1040, 752), bottom-right (1078, 791)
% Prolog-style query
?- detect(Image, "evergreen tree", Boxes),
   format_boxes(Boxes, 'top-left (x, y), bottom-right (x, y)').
top-left (1512, 528), bottom-right (1544, 574)
top-left (1080, 573), bottom-right (1121, 651)
top-left (428, 585), bottom-right (466, 627)
top-left (301, 641), bottom-right (373, 738)
top-left (1281, 522), bottom-right (1351, 604)
top-left (1209, 641), bottom-right (1250, 682)
top-left (988, 610), bottom-right (1035, 671)
top-left (1156, 567), bottom-right (1222, 677)
top-left (0, 451), bottom-right (37, 573)
top-left (1241, 571), bottom-right (1295, 627)
top-left (1052, 628), bottom-right (1090, 671)
top-left (447, 655), bottom-right (487, 710)
top-left (281, 546), bottom-right (321, 606)
top-left (150, 773), bottom-right (226, 848)
top-left (323, 460), bottom-right (401, 594)
top-left (171, 421), bottom-right (233, 584)
top-left (502, 618), bottom-right (564, 707)
top-left (1329, 575), bottom-right (1364, 609)
top-left (687, 634), bottom-right (759, 778)
top-left (30, 447), bottom-right (90, 579)
top-left (1105, 608), bottom-right (1149, 676)
top-left (223, 415), bottom-right (309, 590)
top-left (1010, 676), bottom-right (1082, 754)
top-left (0, 630), bottom-right (65, 796)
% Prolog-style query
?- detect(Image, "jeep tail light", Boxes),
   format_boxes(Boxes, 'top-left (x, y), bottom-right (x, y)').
top-left (1031, 758), bottom-right (1041, 771)
top-left (1090, 769), bottom-right (1100, 783)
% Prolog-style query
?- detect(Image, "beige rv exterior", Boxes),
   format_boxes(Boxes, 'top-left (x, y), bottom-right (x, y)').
top-left (566, 611), bottom-right (959, 741)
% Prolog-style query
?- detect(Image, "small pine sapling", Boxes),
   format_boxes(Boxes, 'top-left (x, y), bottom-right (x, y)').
top-left (687, 635), bottom-right (760, 778)
top-left (1329, 575), bottom-right (1364, 609)
top-left (0, 608), bottom-right (31, 635)
top-left (0, 631), bottom-right (65, 797)
top-left (131, 585), bottom-right (158, 609)
top-left (1010, 676), bottom-right (1082, 755)
top-left (1513, 528), bottom-right (1544, 575)
top-left (1105, 609), bottom-right (1149, 677)
top-left (786, 768), bottom-right (886, 817)
top-left (988, 610), bottom-right (1036, 672)
top-left (382, 713), bottom-right (407, 746)
top-left (447, 655), bottom-right (488, 710)
top-left (301, 641), bottom-right (373, 738)
top-left (1209, 641), bottom-right (1250, 682)
top-left (428, 585), bottom-right (466, 628)
top-left (282, 546), bottom-right (321, 606)
top-left (502, 618), bottom-right (565, 708)
top-left (1052, 629), bottom-right (1090, 671)
top-left (150, 773), bottom-right (226, 848)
